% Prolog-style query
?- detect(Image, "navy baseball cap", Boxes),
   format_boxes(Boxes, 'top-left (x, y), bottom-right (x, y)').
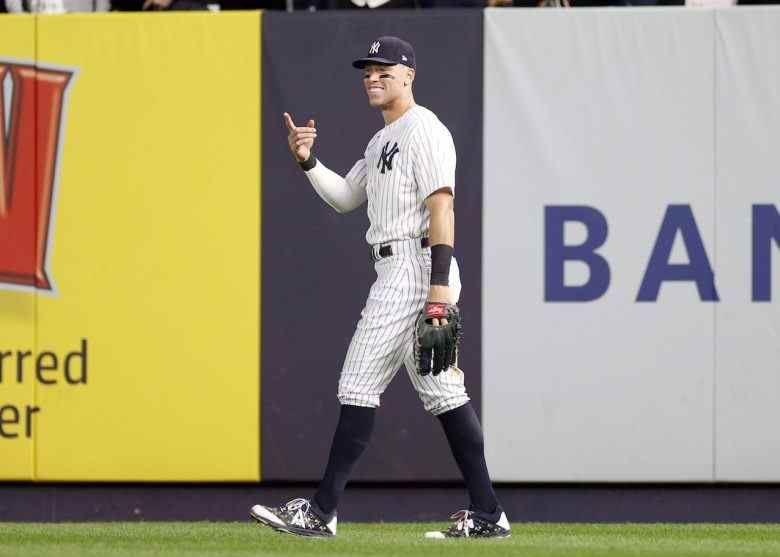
top-left (352, 36), bottom-right (416, 70)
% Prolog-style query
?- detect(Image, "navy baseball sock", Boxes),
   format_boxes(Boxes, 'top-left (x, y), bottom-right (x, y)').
top-left (313, 404), bottom-right (375, 519)
top-left (437, 402), bottom-right (502, 520)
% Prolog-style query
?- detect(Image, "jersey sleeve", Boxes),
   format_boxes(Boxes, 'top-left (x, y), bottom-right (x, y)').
top-left (345, 158), bottom-right (368, 196)
top-left (411, 120), bottom-right (456, 202)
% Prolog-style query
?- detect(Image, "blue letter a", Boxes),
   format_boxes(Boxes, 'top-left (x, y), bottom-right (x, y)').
top-left (545, 206), bottom-right (610, 302)
top-left (637, 205), bottom-right (718, 302)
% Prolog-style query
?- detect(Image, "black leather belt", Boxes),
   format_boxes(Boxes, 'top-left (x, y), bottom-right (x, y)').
top-left (371, 237), bottom-right (430, 261)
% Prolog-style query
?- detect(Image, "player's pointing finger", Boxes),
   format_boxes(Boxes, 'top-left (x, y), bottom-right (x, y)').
top-left (283, 112), bottom-right (296, 131)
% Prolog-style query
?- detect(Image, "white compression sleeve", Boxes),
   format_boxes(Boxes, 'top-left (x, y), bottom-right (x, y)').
top-left (304, 160), bottom-right (366, 214)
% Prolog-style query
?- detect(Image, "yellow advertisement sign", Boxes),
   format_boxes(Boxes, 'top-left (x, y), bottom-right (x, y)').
top-left (0, 15), bottom-right (37, 481)
top-left (0, 12), bottom-right (261, 481)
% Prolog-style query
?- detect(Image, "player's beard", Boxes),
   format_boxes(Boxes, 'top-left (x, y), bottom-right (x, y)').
top-left (367, 90), bottom-right (392, 108)
top-left (372, 91), bottom-right (406, 111)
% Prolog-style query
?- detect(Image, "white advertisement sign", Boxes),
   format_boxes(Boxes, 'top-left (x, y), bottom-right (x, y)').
top-left (483, 8), bottom-right (779, 481)
top-left (714, 9), bottom-right (780, 481)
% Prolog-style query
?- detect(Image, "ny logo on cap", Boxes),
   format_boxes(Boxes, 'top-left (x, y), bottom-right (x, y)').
top-left (369, 42), bottom-right (380, 55)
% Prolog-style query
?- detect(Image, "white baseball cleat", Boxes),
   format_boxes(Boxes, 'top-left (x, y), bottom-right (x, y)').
top-left (424, 510), bottom-right (511, 539)
top-left (250, 498), bottom-right (336, 538)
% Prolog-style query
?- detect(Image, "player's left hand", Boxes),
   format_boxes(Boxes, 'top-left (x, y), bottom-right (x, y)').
top-left (414, 302), bottom-right (462, 376)
top-left (427, 285), bottom-right (452, 326)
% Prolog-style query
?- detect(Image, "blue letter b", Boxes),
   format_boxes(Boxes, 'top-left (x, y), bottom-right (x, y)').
top-left (545, 206), bottom-right (610, 302)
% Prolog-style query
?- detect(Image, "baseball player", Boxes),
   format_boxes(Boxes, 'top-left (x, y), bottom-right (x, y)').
top-left (250, 36), bottom-right (510, 539)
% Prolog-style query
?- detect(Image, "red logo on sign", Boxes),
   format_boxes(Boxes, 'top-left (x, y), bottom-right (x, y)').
top-left (0, 61), bottom-right (75, 292)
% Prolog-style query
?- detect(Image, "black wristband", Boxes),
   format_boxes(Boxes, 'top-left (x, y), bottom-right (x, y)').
top-left (430, 244), bottom-right (453, 286)
top-left (299, 154), bottom-right (317, 172)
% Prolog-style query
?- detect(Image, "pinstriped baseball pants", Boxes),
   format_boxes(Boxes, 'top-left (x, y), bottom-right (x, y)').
top-left (338, 238), bottom-right (470, 415)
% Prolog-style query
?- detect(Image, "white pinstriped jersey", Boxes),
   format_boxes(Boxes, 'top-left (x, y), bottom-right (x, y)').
top-left (344, 105), bottom-right (456, 245)
top-left (335, 104), bottom-right (468, 415)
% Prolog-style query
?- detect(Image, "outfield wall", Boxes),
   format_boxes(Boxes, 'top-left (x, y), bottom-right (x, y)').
top-left (0, 13), bottom-right (261, 481)
top-left (259, 11), bottom-right (484, 482)
top-left (0, 8), bottom-right (778, 483)
top-left (482, 8), bottom-right (780, 482)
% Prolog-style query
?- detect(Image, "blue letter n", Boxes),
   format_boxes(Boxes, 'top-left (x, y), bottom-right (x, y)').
top-left (753, 204), bottom-right (780, 302)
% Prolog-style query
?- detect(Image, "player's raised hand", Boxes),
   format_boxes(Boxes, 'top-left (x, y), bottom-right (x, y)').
top-left (283, 112), bottom-right (317, 163)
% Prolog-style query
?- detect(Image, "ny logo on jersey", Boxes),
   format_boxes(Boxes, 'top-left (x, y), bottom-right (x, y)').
top-left (377, 141), bottom-right (399, 175)
top-left (369, 41), bottom-right (381, 55)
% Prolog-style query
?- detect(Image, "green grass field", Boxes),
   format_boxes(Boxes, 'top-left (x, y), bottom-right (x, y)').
top-left (2, 522), bottom-right (780, 557)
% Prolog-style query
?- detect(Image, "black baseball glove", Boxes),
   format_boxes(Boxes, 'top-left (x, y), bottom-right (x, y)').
top-left (414, 302), bottom-right (462, 376)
